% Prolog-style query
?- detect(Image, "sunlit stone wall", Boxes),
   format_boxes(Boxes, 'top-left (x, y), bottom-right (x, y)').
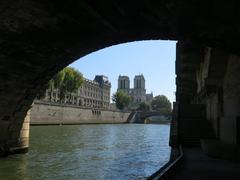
top-left (30, 101), bottom-right (130, 125)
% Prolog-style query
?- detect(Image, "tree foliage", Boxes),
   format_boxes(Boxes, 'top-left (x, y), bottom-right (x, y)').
top-left (137, 102), bottom-right (150, 111)
top-left (57, 67), bottom-right (84, 100)
top-left (151, 95), bottom-right (172, 114)
top-left (112, 90), bottom-right (131, 110)
top-left (45, 67), bottom-right (84, 101)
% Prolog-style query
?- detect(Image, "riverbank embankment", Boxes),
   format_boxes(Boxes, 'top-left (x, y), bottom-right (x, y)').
top-left (30, 101), bottom-right (130, 125)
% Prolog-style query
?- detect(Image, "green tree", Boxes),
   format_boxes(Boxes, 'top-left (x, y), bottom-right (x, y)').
top-left (151, 95), bottom-right (172, 114)
top-left (52, 69), bottom-right (65, 88)
top-left (43, 67), bottom-right (84, 101)
top-left (137, 102), bottom-right (150, 111)
top-left (112, 90), bottom-right (131, 110)
top-left (57, 67), bottom-right (84, 101)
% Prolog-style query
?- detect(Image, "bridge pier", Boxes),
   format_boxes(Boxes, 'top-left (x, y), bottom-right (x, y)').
top-left (0, 111), bottom-right (30, 157)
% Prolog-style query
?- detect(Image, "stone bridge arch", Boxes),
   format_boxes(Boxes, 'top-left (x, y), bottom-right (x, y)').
top-left (129, 111), bottom-right (170, 123)
top-left (1, 0), bottom-right (240, 155)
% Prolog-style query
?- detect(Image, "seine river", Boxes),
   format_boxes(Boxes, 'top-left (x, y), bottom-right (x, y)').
top-left (0, 124), bottom-right (170, 180)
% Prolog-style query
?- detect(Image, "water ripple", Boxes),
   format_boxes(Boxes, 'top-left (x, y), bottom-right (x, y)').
top-left (0, 124), bottom-right (170, 180)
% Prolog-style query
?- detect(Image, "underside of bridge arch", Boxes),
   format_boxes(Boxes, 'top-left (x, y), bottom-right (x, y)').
top-left (1, 0), bottom-right (240, 155)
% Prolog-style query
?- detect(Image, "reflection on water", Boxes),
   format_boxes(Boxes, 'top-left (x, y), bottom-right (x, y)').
top-left (0, 124), bottom-right (170, 180)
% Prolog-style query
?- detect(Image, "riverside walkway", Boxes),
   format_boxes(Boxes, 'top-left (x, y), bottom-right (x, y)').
top-left (170, 148), bottom-right (240, 180)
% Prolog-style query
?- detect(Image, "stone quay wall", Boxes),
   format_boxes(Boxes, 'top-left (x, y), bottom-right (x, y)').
top-left (30, 101), bottom-right (130, 125)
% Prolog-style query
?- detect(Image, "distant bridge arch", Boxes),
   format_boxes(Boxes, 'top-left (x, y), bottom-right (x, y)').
top-left (127, 111), bottom-right (171, 123)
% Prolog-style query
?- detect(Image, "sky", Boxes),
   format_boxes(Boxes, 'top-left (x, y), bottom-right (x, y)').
top-left (69, 40), bottom-right (177, 103)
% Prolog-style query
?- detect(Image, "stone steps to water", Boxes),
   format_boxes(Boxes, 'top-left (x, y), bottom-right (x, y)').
top-left (179, 118), bottom-right (216, 147)
top-left (126, 112), bottom-right (136, 123)
top-left (181, 137), bottom-right (201, 147)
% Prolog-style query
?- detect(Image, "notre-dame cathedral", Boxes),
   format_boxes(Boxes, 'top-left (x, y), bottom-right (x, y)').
top-left (118, 74), bottom-right (153, 107)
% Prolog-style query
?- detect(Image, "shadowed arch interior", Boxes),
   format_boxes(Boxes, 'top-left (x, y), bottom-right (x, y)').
top-left (1, 0), bottom-right (240, 155)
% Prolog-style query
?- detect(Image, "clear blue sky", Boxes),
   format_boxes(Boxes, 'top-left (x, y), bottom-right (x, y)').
top-left (69, 40), bottom-right (177, 103)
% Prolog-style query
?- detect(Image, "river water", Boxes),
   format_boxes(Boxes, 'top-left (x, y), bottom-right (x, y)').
top-left (0, 124), bottom-right (170, 180)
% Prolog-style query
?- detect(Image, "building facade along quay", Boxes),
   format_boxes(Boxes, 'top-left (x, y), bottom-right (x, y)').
top-left (42, 75), bottom-right (111, 109)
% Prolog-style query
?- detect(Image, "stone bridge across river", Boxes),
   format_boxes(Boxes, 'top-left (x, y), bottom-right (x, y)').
top-left (126, 111), bottom-right (171, 124)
